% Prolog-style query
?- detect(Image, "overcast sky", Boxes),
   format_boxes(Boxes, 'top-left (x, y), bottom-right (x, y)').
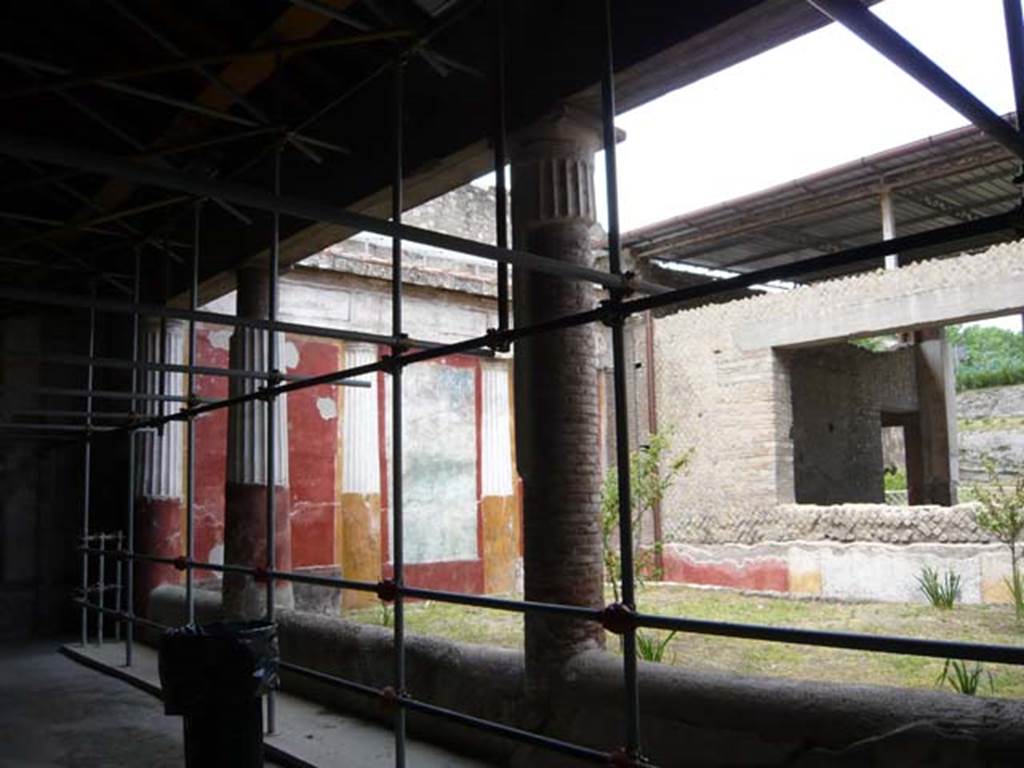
top-left (471, 0), bottom-right (1019, 329)
top-left (597, 0), bottom-right (1015, 232)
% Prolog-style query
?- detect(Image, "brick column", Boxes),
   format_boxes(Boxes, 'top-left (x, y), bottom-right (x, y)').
top-left (511, 109), bottom-right (605, 701)
top-left (134, 317), bottom-right (185, 617)
top-left (223, 267), bottom-right (294, 619)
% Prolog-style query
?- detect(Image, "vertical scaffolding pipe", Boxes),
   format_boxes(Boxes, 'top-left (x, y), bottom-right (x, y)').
top-left (185, 202), bottom-right (200, 624)
top-left (97, 533), bottom-right (106, 645)
top-left (80, 281), bottom-right (97, 647)
top-left (390, 54), bottom-right (407, 768)
top-left (601, 0), bottom-right (641, 759)
top-left (126, 250), bottom-right (140, 667)
top-left (265, 146), bottom-right (282, 736)
top-left (114, 530), bottom-right (123, 641)
top-left (493, 0), bottom-right (510, 332)
top-left (1004, 0), bottom-right (1024, 131)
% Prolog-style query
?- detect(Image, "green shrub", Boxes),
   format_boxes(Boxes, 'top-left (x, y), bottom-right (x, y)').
top-left (884, 466), bottom-right (907, 492)
top-left (916, 565), bottom-right (961, 609)
top-left (636, 630), bottom-right (678, 663)
top-left (973, 459), bottom-right (1024, 621)
top-left (936, 659), bottom-right (993, 696)
top-left (948, 324), bottom-right (1024, 391)
top-left (601, 432), bottom-right (691, 603)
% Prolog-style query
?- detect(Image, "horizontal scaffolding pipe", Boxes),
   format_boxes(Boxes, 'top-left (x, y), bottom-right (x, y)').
top-left (3, 350), bottom-right (370, 387)
top-left (75, 208), bottom-right (1023, 439)
top-left (0, 132), bottom-right (664, 295)
top-left (0, 422), bottom-right (117, 433)
top-left (0, 385), bottom-right (209, 404)
top-left (0, 284), bottom-right (489, 357)
top-left (807, 0), bottom-right (1024, 160)
top-left (80, 548), bottom-right (1024, 667)
top-left (8, 409), bottom-right (135, 420)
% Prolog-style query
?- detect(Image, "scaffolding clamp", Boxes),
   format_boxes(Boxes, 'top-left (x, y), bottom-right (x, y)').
top-left (376, 578), bottom-right (399, 602)
top-left (485, 327), bottom-right (511, 353)
top-left (600, 603), bottom-right (637, 635)
top-left (253, 566), bottom-right (270, 584)
top-left (379, 685), bottom-right (403, 714)
top-left (598, 299), bottom-right (626, 329)
top-left (172, 556), bottom-right (189, 572)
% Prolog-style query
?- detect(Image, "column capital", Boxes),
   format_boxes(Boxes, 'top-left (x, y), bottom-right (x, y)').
top-left (511, 106), bottom-right (620, 233)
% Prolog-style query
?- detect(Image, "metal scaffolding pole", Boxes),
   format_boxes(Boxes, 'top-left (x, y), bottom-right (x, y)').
top-left (0, 131), bottom-right (663, 295)
top-left (185, 203), bottom-right (200, 624)
top-left (126, 251), bottom-right (140, 667)
top-left (0, 284), bottom-right (477, 354)
top-left (601, 0), bottom-right (640, 759)
top-left (390, 54), bottom-right (408, 768)
top-left (492, 0), bottom-right (510, 334)
top-left (807, 0), bottom-right (1024, 161)
top-left (79, 282), bottom-right (96, 648)
top-left (265, 145), bottom-right (282, 736)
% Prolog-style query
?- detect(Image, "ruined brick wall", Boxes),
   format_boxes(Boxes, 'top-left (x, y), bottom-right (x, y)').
top-left (653, 242), bottom-right (1024, 545)
top-left (788, 344), bottom-right (917, 505)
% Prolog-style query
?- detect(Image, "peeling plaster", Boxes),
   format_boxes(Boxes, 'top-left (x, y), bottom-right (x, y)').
top-left (208, 329), bottom-right (232, 351)
top-left (283, 340), bottom-right (300, 370)
top-left (316, 397), bottom-right (338, 420)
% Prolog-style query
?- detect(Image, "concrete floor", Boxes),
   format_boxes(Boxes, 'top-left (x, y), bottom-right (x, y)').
top-left (0, 640), bottom-right (192, 767)
top-left (0, 639), bottom-right (489, 767)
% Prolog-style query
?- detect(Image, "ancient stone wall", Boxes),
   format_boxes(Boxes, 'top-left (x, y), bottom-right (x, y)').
top-left (653, 242), bottom-right (1024, 545)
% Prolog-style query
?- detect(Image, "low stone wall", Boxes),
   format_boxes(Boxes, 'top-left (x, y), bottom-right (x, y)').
top-left (671, 502), bottom-right (990, 546)
top-left (662, 502), bottom-right (1014, 603)
top-left (150, 585), bottom-right (1024, 766)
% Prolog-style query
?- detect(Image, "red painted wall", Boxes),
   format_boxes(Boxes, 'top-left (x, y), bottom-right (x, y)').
top-left (190, 329), bottom-right (494, 595)
top-left (285, 338), bottom-right (340, 568)
top-left (194, 326), bottom-right (229, 579)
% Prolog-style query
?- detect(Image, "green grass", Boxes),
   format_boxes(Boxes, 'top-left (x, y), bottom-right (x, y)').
top-left (346, 584), bottom-right (1024, 698)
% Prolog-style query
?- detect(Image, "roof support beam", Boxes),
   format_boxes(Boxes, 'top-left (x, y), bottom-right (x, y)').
top-left (808, 0), bottom-right (1024, 160)
top-left (0, 131), bottom-right (664, 294)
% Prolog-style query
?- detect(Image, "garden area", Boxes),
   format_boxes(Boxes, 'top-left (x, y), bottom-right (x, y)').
top-left (350, 581), bottom-right (1024, 696)
top-left (349, 582), bottom-right (1024, 698)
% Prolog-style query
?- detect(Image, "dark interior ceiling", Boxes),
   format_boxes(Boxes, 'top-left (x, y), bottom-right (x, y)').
top-left (0, 0), bottom-right (836, 309)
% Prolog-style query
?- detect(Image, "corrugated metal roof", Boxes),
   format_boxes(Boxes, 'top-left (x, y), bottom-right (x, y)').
top-left (624, 116), bottom-right (1022, 283)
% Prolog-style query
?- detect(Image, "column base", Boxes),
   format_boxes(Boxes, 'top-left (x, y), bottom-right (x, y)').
top-left (134, 496), bottom-right (183, 619)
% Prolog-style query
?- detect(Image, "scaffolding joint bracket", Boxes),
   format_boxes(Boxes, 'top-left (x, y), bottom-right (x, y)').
top-left (484, 327), bottom-right (511, 353)
top-left (376, 578), bottom-right (399, 602)
top-left (600, 602), bottom-right (637, 635)
top-left (598, 299), bottom-right (626, 329)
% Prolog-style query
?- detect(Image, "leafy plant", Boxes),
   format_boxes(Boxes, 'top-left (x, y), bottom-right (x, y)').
top-left (883, 466), bottom-right (907, 492)
top-left (636, 629), bottom-right (678, 663)
top-left (973, 458), bottom-right (1024, 621)
top-left (947, 324), bottom-right (1024, 391)
top-left (379, 601), bottom-right (393, 628)
top-left (601, 431), bottom-right (691, 602)
top-left (916, 565), bottom-right (961, 609)
top-left (936, 658), bottom-right (993, 696)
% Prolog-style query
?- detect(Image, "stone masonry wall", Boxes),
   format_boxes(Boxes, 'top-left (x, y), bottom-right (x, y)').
top-left (654, 242), bottom-right (1024, 545)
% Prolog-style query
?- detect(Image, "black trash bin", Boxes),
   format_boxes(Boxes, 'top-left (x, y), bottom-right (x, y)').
top-left (158, 620), bottom-right (279, 768)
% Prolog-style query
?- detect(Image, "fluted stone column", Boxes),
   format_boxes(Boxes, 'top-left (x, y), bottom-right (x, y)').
top-left (134, 317), bottom-right (185, 617)
top-left (511, 109), bottom-right (606, 703)
top-left (223, 268), bottom-right (294, 619)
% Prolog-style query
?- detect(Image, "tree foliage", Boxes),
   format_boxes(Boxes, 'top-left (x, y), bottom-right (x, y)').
top-left (947, 324), bottom-right (1024, 391)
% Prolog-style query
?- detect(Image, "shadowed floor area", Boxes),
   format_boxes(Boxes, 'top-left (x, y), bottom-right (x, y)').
top-left (0, 641), bottom-right (190, 767)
